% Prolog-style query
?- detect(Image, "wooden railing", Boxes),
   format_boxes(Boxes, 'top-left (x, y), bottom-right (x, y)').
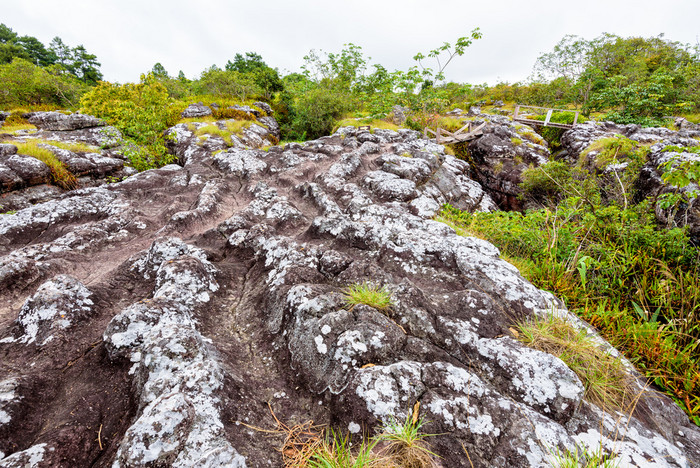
top-left (513, 105), bottom-right (579, 129)
top-left (423, 121), bottom-right (486, 144)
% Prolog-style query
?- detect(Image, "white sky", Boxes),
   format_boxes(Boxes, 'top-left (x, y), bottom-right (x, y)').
top-left (2, 0), bottom-right (699, 85)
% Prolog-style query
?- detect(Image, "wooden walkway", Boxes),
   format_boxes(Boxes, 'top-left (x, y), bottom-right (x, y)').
top-left (513, 105), bottom-right (579, 129)
top-left (423, 121), bottom-right (486, 144)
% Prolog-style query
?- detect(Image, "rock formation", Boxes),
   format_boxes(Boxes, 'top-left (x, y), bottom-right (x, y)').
top-left (0, 116), bottom-right (699, 468)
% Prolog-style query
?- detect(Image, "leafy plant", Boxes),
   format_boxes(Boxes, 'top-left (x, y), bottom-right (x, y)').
top-left (549, 443), bottom-right (620, 468)
top-left (344, 283), bottom-right (394, 312)
top-left (376, 413), bottom-right (438, 468)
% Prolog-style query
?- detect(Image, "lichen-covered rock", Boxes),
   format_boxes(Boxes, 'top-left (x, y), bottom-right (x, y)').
top-left (0, 275), bottom-right (93, 345)
top-left (180, 103), bottom-right (212, 119)
top-left (0, 145), bottom-right (16, 157)
top-left (0, 125), bottom-right (697, 467)
top-left (0, 154), bottom-right (51, 189)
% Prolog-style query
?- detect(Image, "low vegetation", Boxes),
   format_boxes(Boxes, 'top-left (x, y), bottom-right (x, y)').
top-left (515, 314), bottom-right (634, 411)
top-left (343, 283), bottom-right (394, 312)
top-left (14, 140), bottom-right (77, 189)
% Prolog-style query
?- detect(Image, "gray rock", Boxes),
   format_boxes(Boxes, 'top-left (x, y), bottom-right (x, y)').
top-left (467, 116), bottom-right (550, 209)
top-left (0, 145), bottom-right (16, 157)
top-left (180, 102), bottom-right (212, 118)
top-left (253, 101), bottom-right (273, 116)
top-left (0, 112), bottom-right (9, 123)
top-left (391, 105), bottom-right (408, 124)
top-left (27, 112), bottom-right (105, 131)
top-left (0, 275), bottom-right (93, 345)
top-left (1, 155), bottom-right (51, 188)
top-left (0, 125), bottom-right (697, 467)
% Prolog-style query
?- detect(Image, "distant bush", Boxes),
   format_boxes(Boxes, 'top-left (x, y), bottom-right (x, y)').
top-left (0, 58), bottom-right (86, 108)
top-left (80, 73), bottom-right (185, 170)
top-left (285, 87), bottom-right (355, 140)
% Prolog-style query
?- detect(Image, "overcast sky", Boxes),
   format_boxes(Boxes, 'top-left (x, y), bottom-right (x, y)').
top-left (2, 0), bottom-right (699, 85)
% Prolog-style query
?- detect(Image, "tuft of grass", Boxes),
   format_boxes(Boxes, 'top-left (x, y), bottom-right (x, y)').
top-left (511, 137), bottom-right (523, 146)
top-left (15, 141), bottom-right (78, 190)
top-left (376, 412), bottom-right (439, 468)
top-left (344, 283), bottom-right (394, 312)
top-left (549, 443), bottom-right (621, 468)
top-left (515, 314), bottom-right (634, 412)
top-left (21, 139), bottom-right (98, 154)
top-left (309, 429), bottom-right (380, 468)
top-left (178, 116), bottom-right (217, 125)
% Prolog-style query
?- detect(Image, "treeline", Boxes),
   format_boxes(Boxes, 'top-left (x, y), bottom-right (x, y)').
top-left (0, 23), bottom-right (102, 107)
top-left (4, 23), bottom-right (700, 136)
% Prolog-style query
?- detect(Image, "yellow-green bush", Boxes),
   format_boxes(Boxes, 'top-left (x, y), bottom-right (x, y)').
top-left (80, 73), bottom-right (185, 171)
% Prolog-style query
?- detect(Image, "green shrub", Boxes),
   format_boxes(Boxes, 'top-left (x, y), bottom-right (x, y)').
top-left (80, 73), bottom-right (184, 170)
top-left (0, 58), bottom-right (86, 108)
top-left (287, 87), bottom-right (355, 140)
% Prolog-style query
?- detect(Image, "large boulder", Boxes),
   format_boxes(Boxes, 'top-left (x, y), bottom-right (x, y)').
top-left (0, 125), bottom-right (697, 467)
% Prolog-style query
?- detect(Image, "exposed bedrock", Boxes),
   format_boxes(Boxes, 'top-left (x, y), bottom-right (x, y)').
top-left (0, 125), bottom-right (698, 467)
top-left (465, 114), bottom-right (550, 211)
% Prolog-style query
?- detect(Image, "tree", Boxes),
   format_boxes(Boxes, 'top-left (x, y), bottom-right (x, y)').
top-left (413, 28), bottom-right (483, 83)
top-left (0, 24), bottom-right (18, 44)
top-left (49, 37), bottom-right (73, 72)
top-left (226, 52), bottom-right (266, 73)
top-left (15, 35), bottom-right (56, 66)
top-left (151, 62), bottom-right (169, 78)
top-left (71, 45), bottom-right (102, 84)
top-left (302, 43), bottom-right (368, 91)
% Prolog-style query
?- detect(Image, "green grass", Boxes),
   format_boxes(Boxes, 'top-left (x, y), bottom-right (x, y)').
top-left (334, 118), bottom-right (400, 133)
top-left (549, 444), bottom-right (620, 468)
top-left (15, 141), bottom-right (77, 190)
top-left (16, 139), bottom-right (98, 154)
top-left (436, 203), bottom-right (700, 423)
top-left (298, 411), bottom-right (438, 468)
top-left (1, 122), bottom-right (37, 134)
top-left (194, 120), bottom-right (254, 146)
top-left (515, 314), bottom-right (634, 411)
top-left (344, 283), bottom-right (394, 312)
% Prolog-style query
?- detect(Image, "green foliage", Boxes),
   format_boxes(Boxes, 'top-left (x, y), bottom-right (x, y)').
top-left (530, 33), bottom-right (700, 122)
top-left (0, 58), bottom-right (87, 107)
top-left (308, 430), bottom-right (379, 468)
top-left (343, 282), bottom-right (393, 312)
top-left (286, 87), bottom-right (355, 140)
top-left (438, 195), bottom-right (700, 422)
top-left (549, 444), bottom-right (621, 468)
top-left (657, 150), bottom-right (700, 212)
top-left (413, 29), bottom-right (483, 83)
top-left (194, 67), bottom-right (261, 101)
top-left (80, 74), bottom-right (183, 170)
